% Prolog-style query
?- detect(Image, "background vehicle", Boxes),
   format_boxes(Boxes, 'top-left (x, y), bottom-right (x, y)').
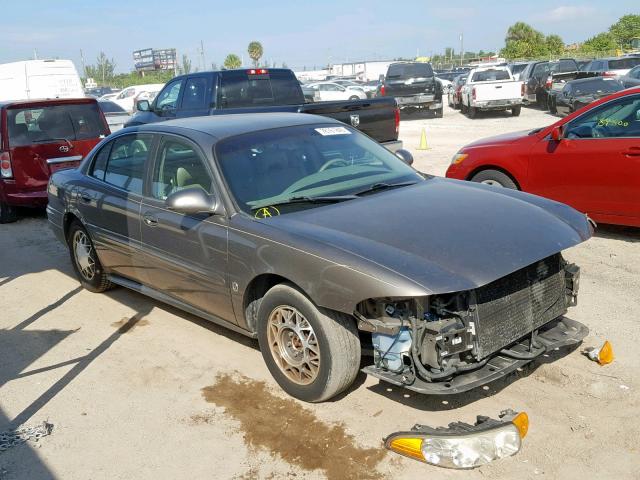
top-left (128, 68), bottom-right (401, 151)
top-left (86, 86), bottom-right (119, 98)
top-left (521, 59), bottom-right (580, 108)
top-left (98, 100), bottom-right (131, 132)
top-left (549, 77), bottom-right (624, 116)
top-left (584, 56), bottom-right (640, 78)
top-left (379, 62), bottom-right (443, 117)
top-left (460, 66), bottom-right (522, 118)
top-left (447, 75), bottom-right (467, 109)
top-left (619, 65), bottom-right (640, 88)
top-left (305, 82), bottom-right (367, 101)
top-left (507, 61), bottom-right (531, 80)
top-left (332, 79), bottom-right (367, 95)
top-left (0, 59), bottom-right (84, 101)
top-left (360, 80), bottom-right (380, 98)
top-left (446, 87), bottom-right (640, 227)
top-left (0, 98), bottom-right (108, 222)
top-left (112, 84), bottom-right (164, 112)
top-left (47, 113), bottom-right (590, 402)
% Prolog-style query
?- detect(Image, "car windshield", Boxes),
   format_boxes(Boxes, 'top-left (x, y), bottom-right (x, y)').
top-left (216, 124), bottom-right (423, 215)
top-left (609, 57), bottom-right (640, 70)
top-left (387, 63), bottom-right (434, 78)
top-left (7, 103), bottom-right (108, 147)
top-left (573, 79), bottom-right (623, 96)
top-left (471, 69), bottom-right (510, 82)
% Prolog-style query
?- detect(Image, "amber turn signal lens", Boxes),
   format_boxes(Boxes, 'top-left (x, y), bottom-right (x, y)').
top-left (387, 437), bottom-right (425, 462)
top-left (511, 412), bottom-right (529, 438)
top-left (597, 340), bottom-right (614, 365)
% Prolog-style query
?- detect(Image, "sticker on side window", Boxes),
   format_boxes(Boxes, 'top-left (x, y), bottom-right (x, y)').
top-left (314, 127), bottom-right (351, 136)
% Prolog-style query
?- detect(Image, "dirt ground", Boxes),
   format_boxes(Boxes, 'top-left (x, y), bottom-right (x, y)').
top-left (1, 104), bottom-right (639, 480)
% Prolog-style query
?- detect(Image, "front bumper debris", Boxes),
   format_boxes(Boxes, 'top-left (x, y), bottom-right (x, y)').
top-left (363, 316), bottom-right (587, 395)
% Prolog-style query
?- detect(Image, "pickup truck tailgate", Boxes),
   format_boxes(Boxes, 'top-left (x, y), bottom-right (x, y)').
top-left (299, 97), bottom-right (398, 143)
top-left (474, 81), bottom-right (522, 101)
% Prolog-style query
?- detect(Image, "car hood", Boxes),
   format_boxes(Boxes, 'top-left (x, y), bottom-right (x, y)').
top-left (262, 178), bottom-right (591, 294)
top-left (463, 129), bottom-right (531, 148)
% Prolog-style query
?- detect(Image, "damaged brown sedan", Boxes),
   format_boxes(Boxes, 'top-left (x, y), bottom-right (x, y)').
top-left (47, 113), bottom-right (591, 402)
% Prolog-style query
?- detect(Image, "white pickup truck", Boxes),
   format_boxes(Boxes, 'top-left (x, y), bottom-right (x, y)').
top-left (461, 66), bottom-right (523, 118)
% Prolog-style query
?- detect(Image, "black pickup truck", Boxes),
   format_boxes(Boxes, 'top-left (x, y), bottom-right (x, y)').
top-left (378, 62), bottom-right (443, 118)
top-left (126, 68), bottom-right (402, 151)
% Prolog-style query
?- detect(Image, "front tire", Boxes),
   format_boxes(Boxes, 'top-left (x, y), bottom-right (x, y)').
top-left (470, 169), bottom-right (518, 189)
top-left (257, 283), bottom-right (361, 402)
top-left (67, 220), bottom-right (112, 292)
top-left (0, 201), bottom-right (17, 224)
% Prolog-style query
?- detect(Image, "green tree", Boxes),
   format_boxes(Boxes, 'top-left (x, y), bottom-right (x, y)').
top-left (181, 54), bottom-right (192, 75)
top-left (281, 62), bottom-right (288, 68)
top-left (247, 41), bottom-right (264, 67)
top-left (85, 52), bottom-right (116, 84)
top-left (609, 14), bottom-right (640, 49)
top-left (224, 54), bottom-right (242, 69)
top-left (582, 32), bottom-right (617, 53)
top-left (545, 34), bottom-right (564, 55)
top-left (501, 22), bottom-right (548, 58)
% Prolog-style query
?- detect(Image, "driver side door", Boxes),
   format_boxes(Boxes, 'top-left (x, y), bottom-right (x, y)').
top-left (527, 93), bottom-right (640, 223)
top-left (153, 79), bottom-right (185, 121)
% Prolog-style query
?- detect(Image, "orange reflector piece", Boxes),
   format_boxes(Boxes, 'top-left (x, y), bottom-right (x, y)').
top-left (387, 437), bottom-right (425, 461)
top-left (512, 412), bottom-right (529, 438)
top-left (597, 340), bottom-right (614, 365)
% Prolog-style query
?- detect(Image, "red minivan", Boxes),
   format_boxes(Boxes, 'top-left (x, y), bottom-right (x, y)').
top-left (0, 98), bottom-right (109, 222)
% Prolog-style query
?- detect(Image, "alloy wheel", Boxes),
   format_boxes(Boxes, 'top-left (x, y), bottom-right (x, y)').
top-left (73, 230), bottom-right (96, 281)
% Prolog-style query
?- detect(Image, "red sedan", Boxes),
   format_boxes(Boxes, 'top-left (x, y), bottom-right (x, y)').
top-left (446, 87), bottom-right (640, 227)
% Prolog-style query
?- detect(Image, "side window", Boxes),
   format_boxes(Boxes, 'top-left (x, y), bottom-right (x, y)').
top-left (565, 95), bottom-right (640, 139)
top-left (90, 144), bottom-right (112, 181)
top-left (102, 134), bottom-right (153, 194)
top-left (118, 88), bottom-right (134, 100)
top-left (631, 67), bottom-right (640, 79)
top-left (151, 139), bottom-right (213, 200)
top-left (156, 80), bottom-right (183, 111)
top-left (181, 77), bottom-right (209, 110)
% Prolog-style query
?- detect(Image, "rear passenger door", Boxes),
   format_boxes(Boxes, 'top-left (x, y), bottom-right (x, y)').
top-left (79, 133), bottom-right (155, 280)
top-left (139, 135), bottom-right (235, 323)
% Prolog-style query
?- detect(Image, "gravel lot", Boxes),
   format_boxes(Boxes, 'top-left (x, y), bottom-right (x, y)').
top-left (1, 104), bottom-right (638, 480)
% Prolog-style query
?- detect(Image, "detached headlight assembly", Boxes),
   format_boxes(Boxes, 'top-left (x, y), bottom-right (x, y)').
top-left (450, 152), bottom-right (468, 165)
top-left (384, 410), bottom-right (528, 469)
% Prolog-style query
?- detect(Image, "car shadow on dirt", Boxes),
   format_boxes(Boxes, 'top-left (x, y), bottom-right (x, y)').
top-left (364, 341), bottom-right (581, 411)
top-left (594, 224), bottom-right (640, 242)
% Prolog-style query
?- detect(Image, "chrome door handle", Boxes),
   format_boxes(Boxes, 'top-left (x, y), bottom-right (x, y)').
top-left (143, 212), bottom-right (158, 226)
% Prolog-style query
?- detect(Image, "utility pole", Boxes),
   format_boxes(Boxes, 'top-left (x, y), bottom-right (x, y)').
top-left (80, 49), bottom-right (86, 77)
top-left (33, 49), bottom-right (38, 60)
top-left (200, 40), bottom-right (205, 71)
top-left (460, 33), bottom-right (464, 67)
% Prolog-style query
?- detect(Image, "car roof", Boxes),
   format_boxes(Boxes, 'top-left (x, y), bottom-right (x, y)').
top-left (134, 112), bottom-right (342, 140)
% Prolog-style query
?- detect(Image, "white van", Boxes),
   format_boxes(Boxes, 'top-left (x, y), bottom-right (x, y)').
top-left (0, 59), bottom-right (85, 102)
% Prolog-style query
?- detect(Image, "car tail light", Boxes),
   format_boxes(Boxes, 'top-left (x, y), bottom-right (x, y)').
top-left (472, 87), bottom-right (476, 100)
top-left (0, 151), bottom-right (12, 179)
top-left (602, 71), bottom-right (616, 77)
top-left (380, 84), bottom-right (386, 96)
top-left (545, 76), bottom-right (553, 89)
top-left (248, 68), bottom-right (269, 75)
top-left (394, 106), bottom-right (400, 135)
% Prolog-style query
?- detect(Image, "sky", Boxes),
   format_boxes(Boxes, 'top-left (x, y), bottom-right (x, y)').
top-left (0, 0), bottom-right (637, 73)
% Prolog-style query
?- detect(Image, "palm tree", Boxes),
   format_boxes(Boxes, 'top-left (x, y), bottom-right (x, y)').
top-left (223, 54), bottom-right (242, 70)
top-left (247, 41), bottom-right (263, 67)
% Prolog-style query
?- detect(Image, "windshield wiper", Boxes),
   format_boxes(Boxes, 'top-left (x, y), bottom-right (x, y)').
top-left (354, 181), bottom-right (418, 196)
top-left (251, 195), bottom-right (357, 210)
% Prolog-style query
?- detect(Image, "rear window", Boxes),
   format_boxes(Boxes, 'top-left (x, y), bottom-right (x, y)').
top-left (510, 64), bottom-right (528, 75)
top-left (471, 69), bottom-right (510, 82)
top-left (218, 70), bottom-right (305, 109)
top-left (609, 57), bottom-right (640, 70)
top-left (573, 78), bottom-right (624, 96)
top-left (549, 60), bottom-right (578, 73)
top-left (7, 102), bottom-right (107, 147)
top-left (387, 63), bottom-right (434, 79)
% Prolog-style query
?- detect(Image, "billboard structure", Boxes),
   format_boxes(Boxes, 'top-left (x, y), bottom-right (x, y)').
top-left (133, 48), bottom-right (177, 72)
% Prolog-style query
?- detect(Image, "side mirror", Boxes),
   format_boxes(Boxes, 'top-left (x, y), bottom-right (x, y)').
top-left (550, 125), bottom-right (564, 141)
top-left (165, 187), bottom-right (219, 215)
top-left (395, 149), bottom-right (414, 166)
top-left (136, 100), bottom-right (150, 112)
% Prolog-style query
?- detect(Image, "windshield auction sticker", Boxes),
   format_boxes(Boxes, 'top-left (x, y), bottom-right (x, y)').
top-left (314, 127), bottom-right (351, 136)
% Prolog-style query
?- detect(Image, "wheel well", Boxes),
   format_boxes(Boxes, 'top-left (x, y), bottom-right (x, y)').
top-left (243, 274), bottom-right (291, 333)
top-left (63, 212), bottom-right (80, 243)
top-left (466, 166), bottom-right (521, 190)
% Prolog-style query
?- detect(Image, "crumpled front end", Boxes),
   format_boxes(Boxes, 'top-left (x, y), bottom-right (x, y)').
top-left (358, 253), bottom-right (587, 394)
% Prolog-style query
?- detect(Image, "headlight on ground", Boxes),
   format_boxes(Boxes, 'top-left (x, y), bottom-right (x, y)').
top-left (450, 152), bottom-right (468, 165)
top-left (384, 411), bottom-right (528, 469)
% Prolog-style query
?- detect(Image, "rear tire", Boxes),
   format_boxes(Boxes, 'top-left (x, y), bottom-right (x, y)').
top-left (434, 107), bottom-right (444, 118)
top-left (461, 102), bottom-right (467, 113)
top-left (349, 95), bottom-right (359, 101)
top-left (470, 169), bottom-right (518, 189)
top-left (0, 201), bottom-right (18, 224)
top-left (512, 106), bottom-right (522, 116)
top-left (67, 220), bottom-right (112, 292)
top-left (257, 283), bottom-right (361, 402)
top-left (468, 106), bottom-right (477, 119)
